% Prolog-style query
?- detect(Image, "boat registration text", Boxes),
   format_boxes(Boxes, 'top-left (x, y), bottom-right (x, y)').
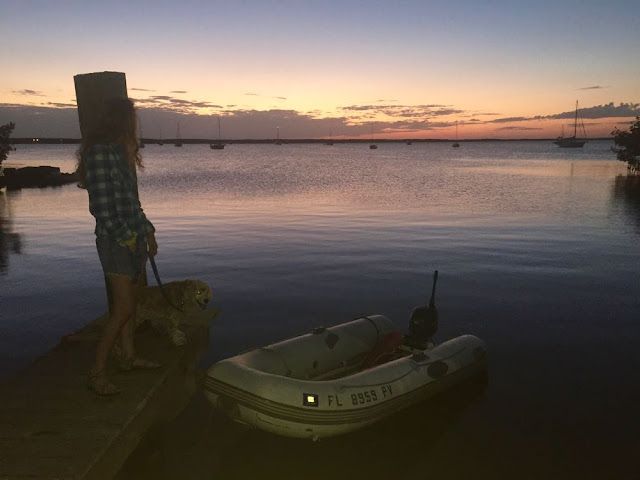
top-left (327, 385), bottom-right (393, 407)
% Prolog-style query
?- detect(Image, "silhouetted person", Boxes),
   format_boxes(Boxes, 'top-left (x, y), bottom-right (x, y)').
top-left (76, 98), bottom-right (160, 396)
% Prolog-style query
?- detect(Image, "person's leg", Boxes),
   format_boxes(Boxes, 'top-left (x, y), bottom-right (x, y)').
top-left (116, 255), bottom-right (161, 369)
top-left (89, 273), bottom-right (136, 394)
top-left (118, 277), bottom-right (137, 362)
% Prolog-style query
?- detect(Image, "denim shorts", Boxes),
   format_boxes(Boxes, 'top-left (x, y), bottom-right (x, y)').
top-left (96, 235), bottom-right (147, 282)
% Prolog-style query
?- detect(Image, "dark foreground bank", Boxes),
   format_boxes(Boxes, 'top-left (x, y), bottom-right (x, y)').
top-left (0, 166), bottom-right (77, 189)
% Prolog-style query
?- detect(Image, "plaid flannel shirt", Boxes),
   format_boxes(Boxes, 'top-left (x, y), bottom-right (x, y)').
top-left (84, 143), bottom-right (155, 245)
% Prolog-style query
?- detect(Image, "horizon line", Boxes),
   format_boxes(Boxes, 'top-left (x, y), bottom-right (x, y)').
top-left (12, 136), bottom-right (614, 145)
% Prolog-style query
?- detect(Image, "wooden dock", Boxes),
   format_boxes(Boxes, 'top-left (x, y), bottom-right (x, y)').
top-left (0, 313), bottom-right (212, 479)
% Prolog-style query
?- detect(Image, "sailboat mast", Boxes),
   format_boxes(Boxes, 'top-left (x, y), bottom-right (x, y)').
top-left (574, 101), bottom-right (578, 137)
top-left (138, 118), bottom-right (144, 148)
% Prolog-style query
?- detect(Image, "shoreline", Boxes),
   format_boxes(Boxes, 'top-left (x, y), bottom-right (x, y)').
top-left (10, 137), bottom-right (614, 145)
top-left (0, 165), bottom-right (77, 189)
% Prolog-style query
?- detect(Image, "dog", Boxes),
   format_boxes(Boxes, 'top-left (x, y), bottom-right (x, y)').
top-left (135, 279), bottom-right (213, 346)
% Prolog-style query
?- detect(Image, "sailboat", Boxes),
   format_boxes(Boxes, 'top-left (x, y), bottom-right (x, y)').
top-left (452, 121), bottom-right (460, 148)
top-left (210, 116), bottom-right (225, 150)
top-left (369, 124), bottom-right (377, 149)
top-left (325, 128), bottom-right (334, 145)
top-left (554, 101), bottom-right (587, 148)
top-left (158, 127), bottom-right (163, 146)
top-left (175, 122), bottom-right (183, 147)
top-left (275, 126), bottom-right (282, 145)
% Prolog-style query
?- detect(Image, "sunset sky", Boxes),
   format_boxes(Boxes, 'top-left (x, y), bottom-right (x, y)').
top-left (1, 0), bottom-right (639, 140)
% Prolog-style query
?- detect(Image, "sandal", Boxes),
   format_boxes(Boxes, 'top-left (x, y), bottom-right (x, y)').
top-left (118, 356), bottom-right (163, 371)
top-left (112, 346), bottom-right (162, 371)
top-left (88, 370), bottom-right (121, 396)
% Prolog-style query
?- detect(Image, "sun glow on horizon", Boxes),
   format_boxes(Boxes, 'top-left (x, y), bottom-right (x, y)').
top-left (1, 2), bottom-right (638, 139)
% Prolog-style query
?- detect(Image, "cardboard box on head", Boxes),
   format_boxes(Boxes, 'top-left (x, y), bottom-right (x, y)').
top-left (73, 72), bottom-right (147, 294)
top-left (74, 71), bottom-right (128, 139)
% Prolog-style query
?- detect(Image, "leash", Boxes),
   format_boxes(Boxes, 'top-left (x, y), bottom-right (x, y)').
top-left (148, 255), bottom-right (184, 312)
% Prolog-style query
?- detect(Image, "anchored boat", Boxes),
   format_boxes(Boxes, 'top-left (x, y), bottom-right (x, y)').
top-left (204, 272), bottom-right (487, 440)
top-left (554, 101), bottom-right (587, 148)
top-left (210, 115), bottom-right (225, 150)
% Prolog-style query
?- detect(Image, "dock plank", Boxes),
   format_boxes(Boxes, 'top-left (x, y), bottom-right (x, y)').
top-left (0, 313), bottom-right (211, 479)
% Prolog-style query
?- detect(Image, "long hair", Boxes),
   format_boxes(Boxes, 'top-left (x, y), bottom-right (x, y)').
top-left (76, 97), bottom-right (142, 189)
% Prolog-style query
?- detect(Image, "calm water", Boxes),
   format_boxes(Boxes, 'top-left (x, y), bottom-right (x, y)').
top-left (1, 141), bottom-right (638, 479)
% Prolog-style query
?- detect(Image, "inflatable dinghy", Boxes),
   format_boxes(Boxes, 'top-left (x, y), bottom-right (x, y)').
top-left (204, 271), bottom-right (487, 440)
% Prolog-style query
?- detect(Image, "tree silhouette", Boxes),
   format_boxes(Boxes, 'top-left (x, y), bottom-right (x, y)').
top-left (0, 122), bottom-right (16, 167)
top-left (612, 117), bottom-right (640, 174)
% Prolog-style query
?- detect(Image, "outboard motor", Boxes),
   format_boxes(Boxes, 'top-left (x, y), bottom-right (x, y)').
top-left (406, 270), bottom-right (438, 348)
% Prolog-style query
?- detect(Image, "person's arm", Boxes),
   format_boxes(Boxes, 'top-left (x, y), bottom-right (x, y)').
top-left (139, 209), bottom-right (156, 237)
top-left (85, 145), bottom-right (135, 246)
top-left (146, 230), bottom-right (158, 257)
top-left (132, 169), bottom-right (157, 256)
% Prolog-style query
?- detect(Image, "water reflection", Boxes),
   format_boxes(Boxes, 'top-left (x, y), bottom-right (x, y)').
top-left (611, 174), bottom-right (640, 235)
top-left (118, 372), bottom-right (488, 479)
top-left (0, 191), bottom-right (22, 273)
top-left (217, 374), bottom-right (488, 480)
